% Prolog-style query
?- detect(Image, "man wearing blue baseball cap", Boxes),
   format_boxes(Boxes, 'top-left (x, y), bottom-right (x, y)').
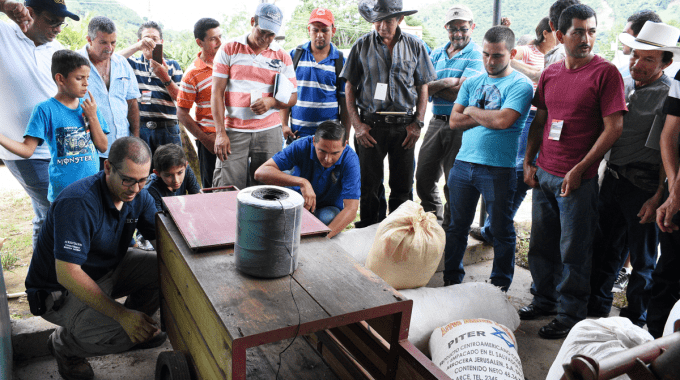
top-left (211, 2), bottom-right (298, 189)
top-left (0, 0), bottom-right (79, 250)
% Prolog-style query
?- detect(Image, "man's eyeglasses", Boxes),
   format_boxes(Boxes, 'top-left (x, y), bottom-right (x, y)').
top-left (110, 162), bottom-right (148, 187)
top-left (446, 28), bottom-right (469, 34)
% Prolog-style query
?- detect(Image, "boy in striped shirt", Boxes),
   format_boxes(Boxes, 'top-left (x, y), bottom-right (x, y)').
top-left (177, 18), bottom-right (222, 188)
top-left (211, 3), bottom-right (298, 189)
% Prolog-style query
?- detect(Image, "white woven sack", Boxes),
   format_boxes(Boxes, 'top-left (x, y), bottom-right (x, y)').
top-left (546, 317), bottom-right (654, 380)
top-left (365, 201), bottom-right (445, 289)
top-left (399, 282), bottom-right (520, 356)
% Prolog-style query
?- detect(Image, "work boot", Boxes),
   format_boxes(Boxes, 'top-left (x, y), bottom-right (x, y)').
top-left (131, 332), bottom-right (168, 351)
top-left (47, 335), bottom-right (94, 380)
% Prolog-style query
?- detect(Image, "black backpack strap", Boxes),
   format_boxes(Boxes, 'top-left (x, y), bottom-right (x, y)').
top-left (292, 44), bottom-right (305, 70)
top-left (335, 50), bottom-right (344, 79)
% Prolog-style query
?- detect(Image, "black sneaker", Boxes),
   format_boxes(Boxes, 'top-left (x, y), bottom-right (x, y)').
top-left (47, 335), bottom-right (94, 380)
top-left (469, 226), bottom-right (489, 243)
top-left (612, 268), bottom-right (630, 293)
top-left (538, 319), bottom-right (572, 339)
top-left (518, 303), bottom-right (557, 320)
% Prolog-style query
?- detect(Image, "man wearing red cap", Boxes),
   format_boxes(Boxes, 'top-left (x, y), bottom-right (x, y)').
top-left (282, 8), bottom-right (349, 141)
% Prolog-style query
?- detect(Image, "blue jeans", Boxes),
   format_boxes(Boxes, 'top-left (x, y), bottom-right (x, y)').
top-left (443, 160), bottom-right (517, 291)
top-left (528, 168), bottom-right (599, 327)
top-left (588, 171), bottom-right (657, 326)
top-left (480, 170), bottom-right (530, 242)
top-left (139, 123), bottom-right (182, 158)
top-left (4, 159), bottom-right (50, 248)
top-left (314, 206), bottom-right (340, 225)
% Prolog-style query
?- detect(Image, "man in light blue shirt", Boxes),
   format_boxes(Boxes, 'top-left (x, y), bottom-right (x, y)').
top-left (0, 0), bottom-right (79, 247)
top-left (443, 26), bottom-right (533, 292)
top-left (415, 5), bottom-right (484, 226)
top-left (78, 16), bottom-right (140, 168)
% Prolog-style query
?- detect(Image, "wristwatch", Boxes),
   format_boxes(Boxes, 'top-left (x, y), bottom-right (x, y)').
top-left (162, 79), bottom-right (173, 87)
top-left (414, 119), bottom-right (424, 128)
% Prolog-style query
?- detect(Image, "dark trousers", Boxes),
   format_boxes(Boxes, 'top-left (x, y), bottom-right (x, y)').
top-left (196, 138), bottom-right (217, 189)
top-left (588, 171), bottom-right (658, 327)
top-left (415, 117), bottom-right (463, 225)
top-left (354, 123), bottom-right (414, 227)
top-left (648, 209), bottom-right (680, 337)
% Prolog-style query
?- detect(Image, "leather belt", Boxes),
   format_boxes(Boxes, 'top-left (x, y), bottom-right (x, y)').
top-left (361, 112), bottom-right (415, 125)
top-left (144, 120), bottom-right (177, 130)
top-left (433, 114), bottom-right (450, 122)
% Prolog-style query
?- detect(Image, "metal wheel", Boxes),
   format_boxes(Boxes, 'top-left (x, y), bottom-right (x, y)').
top-left (155, 351), bottom-right (191, 380)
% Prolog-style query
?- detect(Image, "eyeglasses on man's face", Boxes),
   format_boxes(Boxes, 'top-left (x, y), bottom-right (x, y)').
top-left (110, 162), bottom-right (148, 187)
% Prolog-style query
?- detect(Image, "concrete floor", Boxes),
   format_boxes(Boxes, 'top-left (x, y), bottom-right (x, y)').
top-left (3, 112), bottom-right (619, 379)
top-left (12, 259), bottom-right (620, 380)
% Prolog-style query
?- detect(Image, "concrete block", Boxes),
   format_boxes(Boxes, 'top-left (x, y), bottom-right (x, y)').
top-left (12, 317), bottom-right (57, 361)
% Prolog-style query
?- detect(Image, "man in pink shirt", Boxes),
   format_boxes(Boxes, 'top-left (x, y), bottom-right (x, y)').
top-left (518, 4), bottom-right (626, 339)
top-left (210, 3), bottom-right (297, 189)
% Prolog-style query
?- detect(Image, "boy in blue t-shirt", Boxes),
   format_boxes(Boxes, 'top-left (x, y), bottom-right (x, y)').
top-left (0, 50), bottom-right (109, 201)
top-left (144, 143), bottom-right (200, 212)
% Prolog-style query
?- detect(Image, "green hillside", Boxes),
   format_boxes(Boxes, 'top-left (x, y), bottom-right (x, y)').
top-left (67, 0), bottom-right (143, 30)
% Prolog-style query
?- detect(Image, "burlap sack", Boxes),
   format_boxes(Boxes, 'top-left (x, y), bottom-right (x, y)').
top-left (365, 201), bottom-right (445, 289)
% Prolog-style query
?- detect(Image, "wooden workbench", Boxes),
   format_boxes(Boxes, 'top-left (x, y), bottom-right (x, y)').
top-left (155, 212), bottom-right (424, 379)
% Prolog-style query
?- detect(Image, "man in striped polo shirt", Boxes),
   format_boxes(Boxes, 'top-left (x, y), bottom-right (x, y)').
top-left (415, 4), bottom-right (483, 226)
top-left (120, 21), bottom-right (184, 157)
top-left (177, 18), bottom-right (222, 188)
top-left (211, 3), bottom-right (298, 189)
top-left (282, 8), bottom-right (349, 142)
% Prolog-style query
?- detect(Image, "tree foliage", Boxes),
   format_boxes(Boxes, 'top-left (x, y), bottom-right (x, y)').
top-left (415, 0), bottom-right (680, 52)
top-left (284, 0), bottom-right (371, 50)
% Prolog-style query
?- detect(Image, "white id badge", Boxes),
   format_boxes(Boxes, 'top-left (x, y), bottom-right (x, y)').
top-left (250, 89), bottom-right (263, 104)
top-left (548, 119), bottom-right (564, 141)
top-left (374, 83), bottom-right (387, 101)
top-left (140, 90), bottom-right (152, 104)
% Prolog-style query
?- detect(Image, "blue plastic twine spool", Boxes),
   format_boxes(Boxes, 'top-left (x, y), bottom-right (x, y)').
top-left (235, 186), bottom-right (304, 278)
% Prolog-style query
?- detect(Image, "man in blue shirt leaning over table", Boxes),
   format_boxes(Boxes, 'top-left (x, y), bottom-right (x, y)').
top-left (255, 120), bottom-right (360, 238)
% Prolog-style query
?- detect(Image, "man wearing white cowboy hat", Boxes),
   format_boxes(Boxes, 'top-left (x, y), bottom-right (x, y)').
top-left (341, 0), bottom-right (436, 227)
top-left (588, 21), bottom-right (677, 331)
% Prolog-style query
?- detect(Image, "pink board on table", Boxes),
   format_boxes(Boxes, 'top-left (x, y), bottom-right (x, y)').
top-left (162, 191), bottom-right (331, 251)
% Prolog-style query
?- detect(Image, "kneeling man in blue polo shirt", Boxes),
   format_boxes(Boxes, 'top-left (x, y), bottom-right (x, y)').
top-left (25, 137), bottom-right (165, 380)
top-left (255, 120), bottom-right (360, 238)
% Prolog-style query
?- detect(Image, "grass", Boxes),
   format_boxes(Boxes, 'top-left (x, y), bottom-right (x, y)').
top-left (1, 251), bottom-right (19, 271)
top-left (0, 187), bottom-right (34, 319)
top-left (515, 221), bottom-right (531, 269)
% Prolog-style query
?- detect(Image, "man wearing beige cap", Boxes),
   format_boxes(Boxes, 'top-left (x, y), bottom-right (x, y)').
top-left (588, 21), bottom-right (677, 331)
top-left (282, 8), bottom-right (349, 141)
top-left (415, 4), bottom-right (483, 226)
